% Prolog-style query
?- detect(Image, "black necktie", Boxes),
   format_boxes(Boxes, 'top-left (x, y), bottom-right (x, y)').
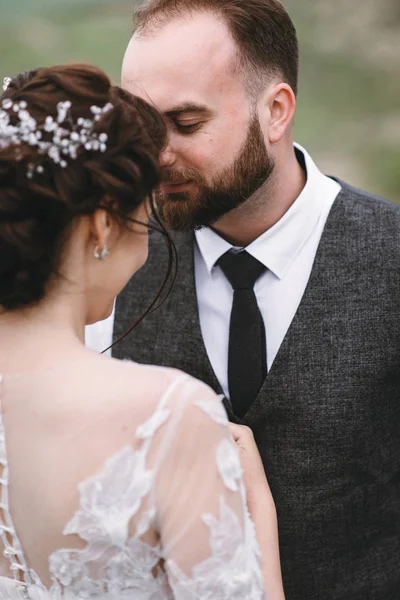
top-left (218, 250), bottom-right (267, 419)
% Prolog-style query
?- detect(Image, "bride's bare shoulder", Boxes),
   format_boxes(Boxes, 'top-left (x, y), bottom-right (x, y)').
top-left (56, 351), bottom-right (218, 438)
top-left (81, 352), bottom-right (217, 417)
top-left (94, 354), bottom-right (184, 388)
top-left (79, 352), bottom-right (191, 409)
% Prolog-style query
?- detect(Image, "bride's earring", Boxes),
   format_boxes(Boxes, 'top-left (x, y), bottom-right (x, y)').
top-left (94, 244), bottom-right (109, 260)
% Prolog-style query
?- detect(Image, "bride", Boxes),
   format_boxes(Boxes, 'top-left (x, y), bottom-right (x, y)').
top-left (0, 64), bottom-right (284, 599)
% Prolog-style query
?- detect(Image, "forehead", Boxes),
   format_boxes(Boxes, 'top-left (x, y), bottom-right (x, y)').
top-left (122, 12), bottom-right (246, 112)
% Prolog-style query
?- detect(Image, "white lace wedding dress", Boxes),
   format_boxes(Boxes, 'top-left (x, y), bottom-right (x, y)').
top-left (0, 359), bottom-right (266, 599)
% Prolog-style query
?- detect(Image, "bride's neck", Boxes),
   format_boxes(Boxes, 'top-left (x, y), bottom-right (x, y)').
top-left (0, 290), bottom-right (87, 374)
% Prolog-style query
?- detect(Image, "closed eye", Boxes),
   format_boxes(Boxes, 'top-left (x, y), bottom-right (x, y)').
top-left (174, 122), bottom-right (202, 134)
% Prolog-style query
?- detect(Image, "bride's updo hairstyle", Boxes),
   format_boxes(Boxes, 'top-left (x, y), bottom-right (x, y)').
top-left (0, 64), bottom-right (168, 312)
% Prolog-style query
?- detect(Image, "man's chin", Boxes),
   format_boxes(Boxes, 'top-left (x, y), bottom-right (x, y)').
top-left (158, 203), bottom-right (196, 231)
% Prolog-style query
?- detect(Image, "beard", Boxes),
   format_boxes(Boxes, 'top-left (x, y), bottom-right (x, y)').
top-left (156, 114), bottom-right (275, 231)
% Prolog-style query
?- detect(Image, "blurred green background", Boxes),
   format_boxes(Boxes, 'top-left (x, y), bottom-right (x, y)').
top-left (1, 0), bottom-right (399, 203)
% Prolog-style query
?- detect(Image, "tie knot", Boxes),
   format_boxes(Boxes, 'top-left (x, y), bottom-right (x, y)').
top-left (218, 250), bottom-right (266, 290)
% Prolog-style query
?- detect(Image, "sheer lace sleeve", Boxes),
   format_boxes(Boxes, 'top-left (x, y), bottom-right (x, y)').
top-left (0, 365), bottom-right (267, 600)
top-left (150, 375), bottom-right (266, 600)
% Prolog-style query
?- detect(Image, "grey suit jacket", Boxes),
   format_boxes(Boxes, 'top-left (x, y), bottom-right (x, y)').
top-left (113, 181), bottom-right (400, 600)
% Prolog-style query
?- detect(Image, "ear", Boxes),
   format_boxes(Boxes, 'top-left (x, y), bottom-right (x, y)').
top-left (89, 207), bottom-right (113, 251)
top-left (258, 82), bottom-right (296, 145)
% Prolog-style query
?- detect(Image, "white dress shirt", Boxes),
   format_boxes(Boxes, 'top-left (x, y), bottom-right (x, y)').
top-left (85, 301), bottom-right (115, 356)
top-left (85, 144), bottom-right (341, 399)
top-left (195, 144), bottom-right (340, 397)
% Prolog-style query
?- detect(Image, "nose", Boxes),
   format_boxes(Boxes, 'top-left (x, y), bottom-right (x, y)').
top-left (159, 144), bottom-right (176, 168)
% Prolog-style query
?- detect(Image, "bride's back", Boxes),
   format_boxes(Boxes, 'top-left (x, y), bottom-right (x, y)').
top-left (0, 353), bottom-right (266, 600)
top-left (0, 357), bottom-right (182, 583)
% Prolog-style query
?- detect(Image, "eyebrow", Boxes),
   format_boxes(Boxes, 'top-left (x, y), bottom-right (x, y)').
top-left (164, 103), bottom-right (212, 118)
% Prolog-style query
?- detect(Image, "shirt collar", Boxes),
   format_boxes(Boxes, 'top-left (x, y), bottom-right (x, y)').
top-left (195, 143), bottom-right (339, 279)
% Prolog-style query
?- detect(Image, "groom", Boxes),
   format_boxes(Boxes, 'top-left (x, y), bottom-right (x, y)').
top-left (87, 1), bottom-right (400, 598)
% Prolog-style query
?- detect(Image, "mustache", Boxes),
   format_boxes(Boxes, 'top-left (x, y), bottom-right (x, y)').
top-left (160, 168), bottom-right (206, 185)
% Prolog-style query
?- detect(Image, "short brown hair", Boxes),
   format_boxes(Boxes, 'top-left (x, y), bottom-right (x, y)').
top-left (134, 0), bottom-right (299, 96)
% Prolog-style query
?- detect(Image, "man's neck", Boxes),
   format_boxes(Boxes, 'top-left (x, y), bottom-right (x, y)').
top-left (212, 148), bottom-right (306, 247)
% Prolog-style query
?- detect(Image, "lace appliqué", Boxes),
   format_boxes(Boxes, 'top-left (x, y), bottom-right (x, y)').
top-left (216, 439), bottom-right (243, 492)
top-left (167, 497), bottom-right (264, 600)
top-left (0, 374), bottom-right (266, 599)
top-left (46, 429), bottom-right (168, 597)
top-left (194, 395), bottom-right (228, 426)
top-left (136, 409), bottom-right (171, 440)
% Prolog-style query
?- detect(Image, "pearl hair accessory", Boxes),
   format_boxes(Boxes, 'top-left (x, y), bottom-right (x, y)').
top-left (0, 85), bottom-right (113, 178)
top-left (2, 77), bottom-right (11, 92)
